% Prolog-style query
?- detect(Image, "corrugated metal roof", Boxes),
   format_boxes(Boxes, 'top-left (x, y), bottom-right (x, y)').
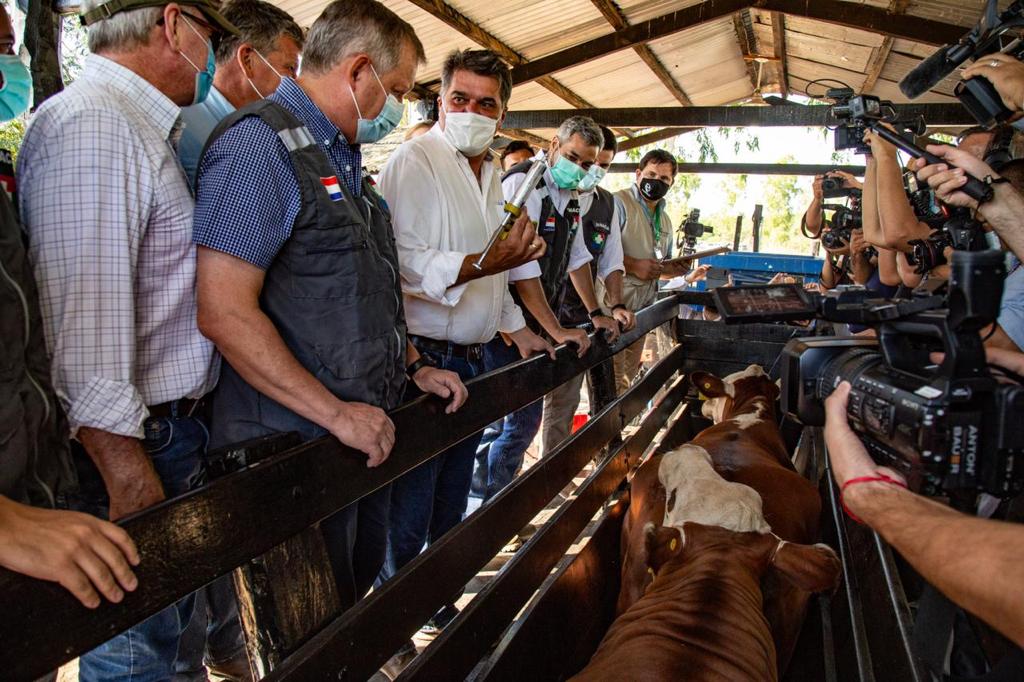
top-left (270, 0), bottom-right (991, 141)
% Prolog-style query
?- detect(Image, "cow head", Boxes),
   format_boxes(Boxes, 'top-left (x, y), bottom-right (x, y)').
top-left (644, 521), bottom-right (841, 593)
top-left (691, 365), bottom-right (780, 424)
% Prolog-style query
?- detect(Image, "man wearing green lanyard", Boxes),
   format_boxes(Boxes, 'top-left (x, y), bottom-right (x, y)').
top-left (604, 149), bottom-right (691, 394)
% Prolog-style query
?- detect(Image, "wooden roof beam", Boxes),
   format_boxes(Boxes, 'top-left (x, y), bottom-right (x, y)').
top-left (503, 103), bottom-right (974, 129)
top-left (863, 0), bottom-right (911, 94)
top-left (402, 0), bottom-right (630, 135)
top-left (770, 12), bottom-right (789, 98)
top-left (509, 0), bottom-right (966, 86)
top-left (588, 0), bottom-right (693, 106)
top-left (499, 128), bottom-right (550, 148)
top-left (618, 127), bottom-right (699, 152)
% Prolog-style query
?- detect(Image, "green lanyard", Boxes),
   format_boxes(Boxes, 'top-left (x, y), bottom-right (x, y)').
top-left (641, 201), bottom-right (662, 244)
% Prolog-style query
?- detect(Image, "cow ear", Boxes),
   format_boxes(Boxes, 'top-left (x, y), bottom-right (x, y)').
top-left (644, 523), bottom-right (683, 574)
top-left (691, 371), bottom-right (727, 399)
top-left (770, 541), bottom-right (841, 593)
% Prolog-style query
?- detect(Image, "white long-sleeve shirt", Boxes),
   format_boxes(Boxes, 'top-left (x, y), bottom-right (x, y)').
top-left (502, 156), bottom-right (593, 283)
top-left (379, 125), bottom-right (526, 345)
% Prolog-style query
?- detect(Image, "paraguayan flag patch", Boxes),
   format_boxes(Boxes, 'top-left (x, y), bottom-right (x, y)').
top-left (321, 176), bottom-right (344, 201)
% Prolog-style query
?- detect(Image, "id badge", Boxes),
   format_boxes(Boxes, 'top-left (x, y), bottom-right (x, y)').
top-left (654, 247), bottom-right (664, 260)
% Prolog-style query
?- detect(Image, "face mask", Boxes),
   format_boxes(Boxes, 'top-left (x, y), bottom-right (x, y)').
top-left (577, 165), bottom-right (607, 192)
top-left (442, 108), bottom-right (497, 156)
top-left (638, 176), bottom-right (670, 202)
top-left (550, 154), bottom-right (587, 190)
top-left (0, 55), bottom-right (31, 121)
top-left (245, 50), bottom-right (283, 99)
top-left (349, 64), bottom-right (403, 144)
top-left (179, 18), bottom-right (215, 105)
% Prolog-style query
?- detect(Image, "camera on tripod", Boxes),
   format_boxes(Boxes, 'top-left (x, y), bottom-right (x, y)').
top-left (706, 251), bottom-right (1024, 498)
top-left (899, 0), bottom-right (1024, 129)
top-left (679, 208), bottom-right (713, 255)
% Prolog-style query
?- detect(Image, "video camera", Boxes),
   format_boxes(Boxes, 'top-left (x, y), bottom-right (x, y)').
top-left (899, 0), bottom-right (1024, 128)
top-left (679, 208), bottom-right (714, 255)
top-left (705, 251), bottom-right (1024, 498)
top-left (827, 88), bottom-right (926, 154)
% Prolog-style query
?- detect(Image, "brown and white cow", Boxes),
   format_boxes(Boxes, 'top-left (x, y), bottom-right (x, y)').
top-left (573, 521), bottom-right (840, 682)
top-left (618, 365), bottom-right (825, 672)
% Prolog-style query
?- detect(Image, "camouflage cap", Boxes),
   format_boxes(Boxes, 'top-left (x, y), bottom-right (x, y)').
top-left (81, 0), bottom-right (240, 37)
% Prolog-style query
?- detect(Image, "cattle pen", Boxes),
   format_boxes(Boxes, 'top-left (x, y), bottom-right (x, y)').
top-left (2, 293), bottom-right (938, 681)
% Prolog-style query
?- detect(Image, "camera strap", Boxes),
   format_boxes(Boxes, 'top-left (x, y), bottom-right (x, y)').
top-left (914, 584), bottom-right (1024, 680)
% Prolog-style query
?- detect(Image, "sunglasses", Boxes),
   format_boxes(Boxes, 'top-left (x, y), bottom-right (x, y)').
top-left (157, 11), bottom-right (224, 52)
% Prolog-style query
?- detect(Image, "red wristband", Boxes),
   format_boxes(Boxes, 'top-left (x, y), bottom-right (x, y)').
top-left (839, 474), bottom-right (907, 525)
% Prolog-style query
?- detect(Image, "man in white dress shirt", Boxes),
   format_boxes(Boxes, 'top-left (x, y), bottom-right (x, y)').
top-left (376, 49), bottom-right (552, 647)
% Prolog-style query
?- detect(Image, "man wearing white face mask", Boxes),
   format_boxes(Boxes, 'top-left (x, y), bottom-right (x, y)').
top-left (178, 0), bottom-right (302, 185)
top-left (375, 49), bottom-right (553, 652)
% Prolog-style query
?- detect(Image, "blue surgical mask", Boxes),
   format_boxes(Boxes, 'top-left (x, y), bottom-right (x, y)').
top-left (577, 164), bottom-right (607, 192)
top-left (0, 55), bottom-right (31, 121)
top-left (179, 18), bottom-right (215, 105)
top-left (550, 154), bottom-right (587, 190)
top-left (349, 64), bottom-right (403, 144)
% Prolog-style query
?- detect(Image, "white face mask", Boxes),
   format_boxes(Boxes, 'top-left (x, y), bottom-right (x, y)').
top-left (245, 50), bottom-right (284, 99)
top-left (442, 107), bottom-right (498, 156)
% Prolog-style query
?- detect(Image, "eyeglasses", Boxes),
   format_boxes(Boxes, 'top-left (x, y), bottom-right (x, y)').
top-left (157, 11), bottom-right (224, 52)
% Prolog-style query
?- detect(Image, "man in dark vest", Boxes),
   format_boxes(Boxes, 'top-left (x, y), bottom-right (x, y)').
top-left (0, 2), bottom-right (140, 613)
top-left (539, 125), bottom-right (636, 456)
top-left (482, 115), bottom-right (622, 501)
top-left (192, 0), bottom-right (467, 608)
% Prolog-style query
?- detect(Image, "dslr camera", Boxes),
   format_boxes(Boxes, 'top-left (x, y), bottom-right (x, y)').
top-left (706, 251), bottom-right (1024, 498)
top-left (827, 88), bottom-right (926, 154)
top-left (820, 189), bottom-right (862, 251)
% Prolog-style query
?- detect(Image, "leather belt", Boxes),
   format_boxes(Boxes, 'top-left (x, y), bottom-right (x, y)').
top-left (409, 335), bottom-right (485, 362)
top-left (148, 397), bottom-right (204, 419)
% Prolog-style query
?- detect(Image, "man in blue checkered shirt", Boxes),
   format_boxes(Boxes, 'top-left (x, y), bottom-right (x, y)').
top-left (192, 0), bottom-right (467, 608)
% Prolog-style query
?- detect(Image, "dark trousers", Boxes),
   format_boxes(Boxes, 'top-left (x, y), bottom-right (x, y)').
top-left (321, 484), bottom-right (393, 606)
top-left (380, 346), bottom-right (484, 582)
top-left (481, 338), bottom-right (541, 501)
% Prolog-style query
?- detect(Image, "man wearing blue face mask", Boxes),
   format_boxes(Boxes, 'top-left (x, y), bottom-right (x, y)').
top-left (481, 116), bottom-right (621, 503)
top-left (18, 0), bottom-right (239, 679)
top-left (540, 125), bottom-right (636, 457)
top-left (192, 0), bottom-right (467, 611)
top-left (178, 0), bottom-right (303, 186)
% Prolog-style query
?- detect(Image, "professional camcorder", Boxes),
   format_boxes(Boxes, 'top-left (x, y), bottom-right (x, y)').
top-left (827, 88), bottom-right (925, 154)
top-left (705, 251), bottom-right (1024, 498)
top-left (679, 208), bottom-right (714, 255)
top-left (899, 0), bottom-right (1024, 128)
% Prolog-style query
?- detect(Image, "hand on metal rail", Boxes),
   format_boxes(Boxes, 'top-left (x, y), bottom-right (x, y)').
top-left (551, 326), bottom-right (591, 357)
top-left (507, 326), bottom-right (556, 359)
top-left (412, 366), bottom-right (469, 414)
top-left (330, 402), bottom-right (396, 467)
top-left (591, 314), bottom-right (620, 343)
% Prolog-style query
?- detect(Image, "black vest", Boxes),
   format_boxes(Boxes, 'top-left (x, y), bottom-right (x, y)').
top-left (201, 101), bottom-right (407, 446)
top-left (557, 186), bottom-right (615, 326)
top-left (502, 160), bottom-right (579, 331)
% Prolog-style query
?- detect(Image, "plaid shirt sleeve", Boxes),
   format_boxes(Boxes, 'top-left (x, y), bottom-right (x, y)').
top-left (19, 108), bottom-right (154, 438)
top-left (192, 117), bottom-right (302, 270)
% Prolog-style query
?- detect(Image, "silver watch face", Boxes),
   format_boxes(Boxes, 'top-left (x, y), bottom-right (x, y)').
top-left (654, 247), bottom-right (664, 261)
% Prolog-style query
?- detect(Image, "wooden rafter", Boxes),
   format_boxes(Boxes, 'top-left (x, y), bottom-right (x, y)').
top-left (403, 0), bottom-right (600, 113)
top-left (500, 128), bottom-right (550, 148)
top-left (733, 11), bottom-right (760, 92)
top-left (587, 0), bottom-right (693, 106)
top-left (863, 0), bottom-right (911, 94)
top-left (770, 12), bottom-right (789, 98)
top-left (509, 0), bottom-right (966, 86)
top-left (618, 127), bottom-right (698, 152)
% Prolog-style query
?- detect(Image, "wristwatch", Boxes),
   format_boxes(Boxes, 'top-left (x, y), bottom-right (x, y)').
top-left (406, 354), bottom-right (436, 379)
top-left (588, 308), bottom-right (606, 320)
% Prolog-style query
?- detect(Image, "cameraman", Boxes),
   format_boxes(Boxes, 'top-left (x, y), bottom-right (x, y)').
top-left (823, 349), bottom-right (1024, 647)
top-left (802, 170), bottom-right (862, 238)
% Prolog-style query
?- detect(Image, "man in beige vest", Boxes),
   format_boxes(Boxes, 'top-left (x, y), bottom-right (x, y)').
top-left (599, 149), bottom-right (692, 394)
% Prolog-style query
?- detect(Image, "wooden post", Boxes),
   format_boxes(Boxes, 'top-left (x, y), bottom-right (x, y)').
top-left (24, 1), bottom-right (64, 107)
top-left (733, 215), bottom-right (743, 251)
top-left (751, 204), bottom-right (763, 252)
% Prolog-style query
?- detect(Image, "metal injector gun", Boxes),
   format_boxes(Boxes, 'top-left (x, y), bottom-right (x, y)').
top-left (472, 159), bottom-right (548, 270)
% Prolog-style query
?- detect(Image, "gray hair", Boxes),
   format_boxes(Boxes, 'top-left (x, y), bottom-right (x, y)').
top-left (81, 0), bottom-right (162, 54)
top-left (440, 49), bottom-right (512, 108)
top-left (557, 115), bottom-right (603, 149)
top-left (216, 0), bottom-right (304, 65)
top-left (302, 0), bottom-right (425, 76)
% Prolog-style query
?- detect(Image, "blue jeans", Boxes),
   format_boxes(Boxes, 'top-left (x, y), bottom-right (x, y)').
top-left (482, 338), bottom-right (542, 502)
top-left (74, 414), bottom-right (208, 682)
top-left (380, 347), bottom-right (484, 582)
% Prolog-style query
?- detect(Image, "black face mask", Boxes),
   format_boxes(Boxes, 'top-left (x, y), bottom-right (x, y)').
top-left (638, 177), bottom-right (670, 201)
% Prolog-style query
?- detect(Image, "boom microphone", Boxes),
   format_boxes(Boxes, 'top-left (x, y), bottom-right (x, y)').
top-left (898, 44), bottom-right (966, 99)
